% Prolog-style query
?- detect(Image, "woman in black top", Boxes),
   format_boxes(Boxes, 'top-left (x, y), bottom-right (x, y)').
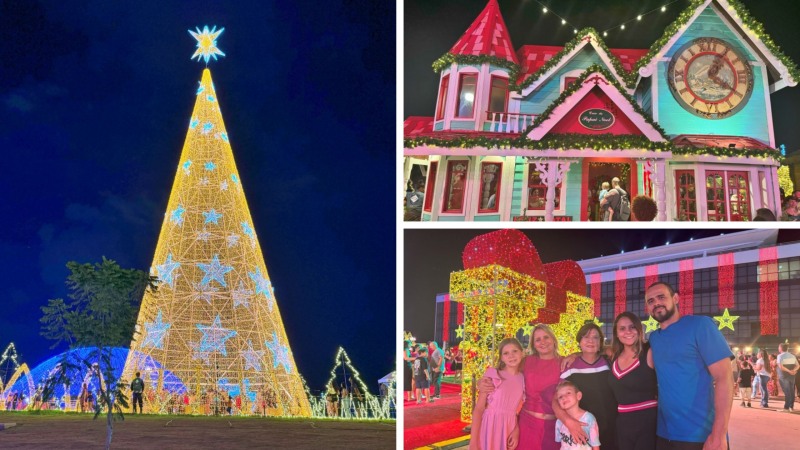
top-left (607, 312), bottom-right (658, 450)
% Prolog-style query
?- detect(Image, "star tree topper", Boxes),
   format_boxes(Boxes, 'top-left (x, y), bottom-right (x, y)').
top-left (713, 308), bottom-right (739, 331)
top-left (189, 25), bottom-right (225, 64)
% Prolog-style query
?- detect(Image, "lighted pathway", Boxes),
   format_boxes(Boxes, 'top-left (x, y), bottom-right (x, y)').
top-left (418, 396), bottom-right (800, 449)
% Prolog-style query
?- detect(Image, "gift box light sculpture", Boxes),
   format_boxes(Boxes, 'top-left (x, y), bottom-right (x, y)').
top-left (450, 229), bottom-right (593, 421)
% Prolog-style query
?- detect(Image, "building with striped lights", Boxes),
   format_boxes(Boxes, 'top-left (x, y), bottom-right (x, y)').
top-left (433, 229), bottom-right (800, 348)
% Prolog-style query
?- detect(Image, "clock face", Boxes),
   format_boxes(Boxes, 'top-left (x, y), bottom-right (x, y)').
top-left (667, 37), bottom-right (753, 119)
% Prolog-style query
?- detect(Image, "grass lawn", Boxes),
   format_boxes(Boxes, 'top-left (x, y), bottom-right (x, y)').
top-left (0, 411), bottom-right (395, 449)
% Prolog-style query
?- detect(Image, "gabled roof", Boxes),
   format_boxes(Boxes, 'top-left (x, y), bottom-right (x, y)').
top-left (449, 0), bottom-right (518, 65)
top-left (515, 29), bottom-right (645, 94)
top-left (526, 65), bottom-right (667, 142)
top-left (634, 0), bottom-right (798, 92)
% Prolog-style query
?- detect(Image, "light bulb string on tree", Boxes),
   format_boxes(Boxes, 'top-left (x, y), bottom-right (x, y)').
top-left (533, 0), bottom-right (684, 37)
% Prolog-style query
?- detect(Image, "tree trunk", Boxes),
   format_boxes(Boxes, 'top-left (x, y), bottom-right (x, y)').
top-left (106, 401), bottom-right (113, 450)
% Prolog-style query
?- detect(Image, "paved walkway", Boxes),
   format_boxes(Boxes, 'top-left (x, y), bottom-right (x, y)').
top-left (415, 394), bottom-right (800, 449)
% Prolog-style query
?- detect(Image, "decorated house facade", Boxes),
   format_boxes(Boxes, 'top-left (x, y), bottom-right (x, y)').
top-left (404, 0), bottom-right (798, 221)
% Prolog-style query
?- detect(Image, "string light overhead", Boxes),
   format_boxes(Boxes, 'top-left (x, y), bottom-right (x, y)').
top-left (531, 0), bottom-right (684, 38)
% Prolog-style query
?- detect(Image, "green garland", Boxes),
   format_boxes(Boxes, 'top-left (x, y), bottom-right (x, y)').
top-left (522, 64), bottom-right (669, 138)
top-left (432, 53), bottom-right (520, 85)
top-left (633, 0), bottom-right (799, 83)
top-left (404, 133), bottom-right (782, 162)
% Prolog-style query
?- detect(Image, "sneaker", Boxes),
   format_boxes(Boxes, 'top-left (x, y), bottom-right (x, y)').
top-left (428, 399), bottom-right (435, 404)
top-left (416, 400), bottom-right (422, 405)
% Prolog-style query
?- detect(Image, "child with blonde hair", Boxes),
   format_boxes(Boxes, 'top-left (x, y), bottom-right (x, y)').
top-left (554, 381), bottom-right (600, 450)
top-left (470, 338), bottom-right (526, 450)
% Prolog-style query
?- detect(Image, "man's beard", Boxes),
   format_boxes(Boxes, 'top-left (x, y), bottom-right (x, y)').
top-left (652, 304), bottom-right (677, 323)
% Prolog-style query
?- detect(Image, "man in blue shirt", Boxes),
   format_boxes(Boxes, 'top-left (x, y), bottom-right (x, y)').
top-left (645, 282), bottom-right (733, 450)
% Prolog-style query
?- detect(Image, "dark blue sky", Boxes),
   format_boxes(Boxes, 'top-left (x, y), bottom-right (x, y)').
top-left (405, 0), bottom-right (800, 153)
top-left (0, 0), bottom-right (394, 392)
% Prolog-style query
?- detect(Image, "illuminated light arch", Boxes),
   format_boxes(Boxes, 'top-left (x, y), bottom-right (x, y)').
top-left (1, 363), bottom-right (35, 410)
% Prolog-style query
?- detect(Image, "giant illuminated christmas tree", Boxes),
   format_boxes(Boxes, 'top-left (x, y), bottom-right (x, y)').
top-left (121, 26), bottom-right (310, 416)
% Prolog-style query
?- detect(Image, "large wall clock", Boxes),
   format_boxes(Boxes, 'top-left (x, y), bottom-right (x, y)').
top-left (667, 37), bottom-right (754, 119)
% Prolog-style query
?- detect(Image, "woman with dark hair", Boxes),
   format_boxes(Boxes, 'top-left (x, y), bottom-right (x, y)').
top-left (559, 322), bottom-right (618, 450)
top-left (607, 312), bottom-right (657, 450)
top-left (754, 349), bottom-right (772, 407)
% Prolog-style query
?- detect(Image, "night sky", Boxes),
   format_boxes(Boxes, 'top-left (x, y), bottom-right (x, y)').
top-left (404, 229), bottom-right (800, 342)
top-left (0, 1), bottom-right (394, 392)
top-left (404, 0), bottom-right (800, 153)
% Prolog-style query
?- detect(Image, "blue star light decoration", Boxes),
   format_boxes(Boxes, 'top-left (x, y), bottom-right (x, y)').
top-left (241, 221), bottom-right (256, 246)
top-left (232, 280), bottom-right (253, 308)
top-left (203, 209), bottom-right (222, 225)
top-left (231, 174), bottom-right (239, 184)
top-left (197, 254), bottom-right (233, 288)
top-left (266, 332), bottom-right (292, 373)
top-left (202, 122), bottom-right (214, 134)
top-left (183, 159), bottom-right (193, 175)
top-left (190, 118), bottom-right (199, 129)
top-left (156, 253), bottom-right (181, 288)
top-left (219, 132), bottom-right (229, 143)
top-left (249, 267), bottom-right (273, 311)
top-left (196, 315), bottom-right (237, 356)
top-left (196, 84), bottom-right (205, 95)
top-left (240, 340), bottom-right (265, 372)
top-left (189, 25), bottom-right (225, 64)
top-left (170, 205), bottom-right (186, 225)
top-left (220, 180), bottom-right (229, 191)
top-left (226, 233), bottom-right (240, 248)
top-left (205, 161), bottom-right (217, 171)
top-left (142, 310), bottom-right (171, 349)
top-left (192, 282), bottom-right (219, 304)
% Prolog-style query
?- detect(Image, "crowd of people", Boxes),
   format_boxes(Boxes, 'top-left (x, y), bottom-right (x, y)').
top-left (777, 189), bottom-right (800, 221)
top-left (403, 340), bottom-right (462, 404)
top-left (462, 281), bottom-right (757, 450)
top-left (732, 344), bottom-right (799, 412)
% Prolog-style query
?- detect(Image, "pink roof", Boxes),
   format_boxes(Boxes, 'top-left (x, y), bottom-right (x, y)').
top-left (404, 116), bottom-right (435, 137)
top-left (608, 48), bottom-right (649, 72)
top-left (449, 0), bottom-right (519, 65)
top-left (516, 45), bottom-right (564, 83)
top-left (515, 44), bottom-right (648, 85)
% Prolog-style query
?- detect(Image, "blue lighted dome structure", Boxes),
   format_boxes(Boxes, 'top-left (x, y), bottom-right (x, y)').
top-left (6, 347), bottom-right (186, 408)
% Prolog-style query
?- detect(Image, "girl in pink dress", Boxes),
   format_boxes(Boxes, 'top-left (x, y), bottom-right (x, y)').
top-left (470, 338), bottom-right (525, 450)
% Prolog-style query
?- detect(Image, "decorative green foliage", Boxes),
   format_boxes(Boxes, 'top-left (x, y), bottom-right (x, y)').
top-left (432, 53), bottom-right (520, 83)
top-left (523, 64), bottom-right (668, 138)
top-left (633, 0), bottom-right (799, 84)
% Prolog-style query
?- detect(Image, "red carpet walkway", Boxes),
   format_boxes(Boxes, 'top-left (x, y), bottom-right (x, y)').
top-left (404, 382), bottom-right (469, 449)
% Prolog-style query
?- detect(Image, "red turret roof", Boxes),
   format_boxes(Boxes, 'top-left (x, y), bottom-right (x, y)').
top-left (449, 0), bottom-right (519, 65)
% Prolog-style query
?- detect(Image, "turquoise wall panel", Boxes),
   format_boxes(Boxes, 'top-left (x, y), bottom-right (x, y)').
top-left (438, 216), bottom-right (466, 222)
top-left (422, 213), bottom-right (432, 221)
top-left (474, 214), bottom-right (501, 221)
top-left (638, 77), bottom-right (653, 117)
top-left (637, 163), bottom-right (644, 193)
top-left (434, 121), bottom-right (444, 131)
top-left (450, 120), bottom-right (476, 130)
top-left (519, 48), bottom-right (607, 116)
top-left (510, 157), bottom-right (525, 216)
top-left (564, 163), bottom-right (583, 220)
top-left (656, 6), bottom-right (769, 142)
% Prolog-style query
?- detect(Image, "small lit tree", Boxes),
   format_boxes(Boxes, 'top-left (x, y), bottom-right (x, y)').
top-left (40, 258), bottom-right (157, 450)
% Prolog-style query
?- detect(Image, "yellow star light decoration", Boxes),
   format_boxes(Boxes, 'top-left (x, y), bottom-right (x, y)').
top-left (520, 323), bottom-right (534, 337)
top-left (455, 325), bottom-right (464, 338)
top-left (189, 25), bottom-right (226, 64)
top-left (643, 316), bottom-right (659, 333)
top-left (713, 308), bottom-right (739, 331)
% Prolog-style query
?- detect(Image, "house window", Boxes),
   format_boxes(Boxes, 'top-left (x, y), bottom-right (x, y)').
top-left (423, 162), bottom-right (438, 212)
top-left (443, 160), bottom-right (468, 213)
top-left (563, 76), bottom-right (579, 91)
top-left (478, 162), bottom-right (501, 213)
top-left (527, 166), bottom-right (561, 211)
top-left (436, 75), bottom-right (449, 120)
top-left (487, 76), bottom-right (509, 119)
top-left (705, 170), bottom-right (750, 221)
top-left (675, 170), bottom-right (697, 221)
top-left (456, 74), bottom-right (477, 118)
